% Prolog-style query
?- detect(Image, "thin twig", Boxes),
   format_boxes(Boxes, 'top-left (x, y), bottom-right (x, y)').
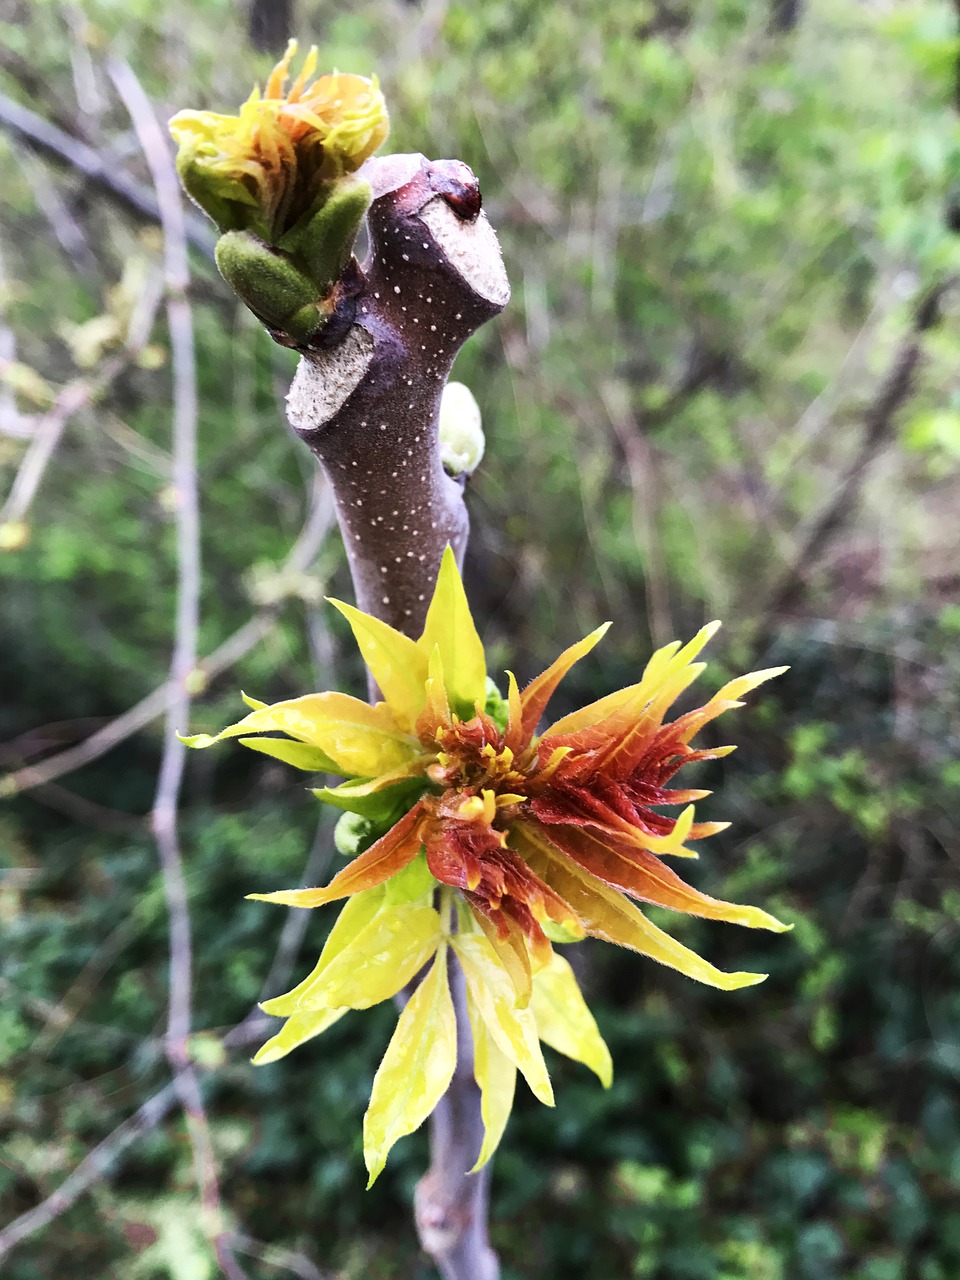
top-left (0, 361), bottom-right (119, 526)
top-left (0, 474), bottom-right (335, 797)
top-left (0, 1019), bottom-right (273, 1264)
top-left (753, 277), bottom-right (956, 650)
top-left (0, 1082), bottom-right (180, 1260)
top-left (0, 91), bottom-right (217, 259)
top-left (109, 58), bottom-right (246, 1280)
top-left (227, 1231), bottom-right (335, 1280)
top-left (0, 262), bottom-right (164, 527)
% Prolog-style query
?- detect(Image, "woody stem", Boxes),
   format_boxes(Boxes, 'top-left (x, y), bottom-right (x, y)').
top-left (283, 152), bottom-right (508, 1280)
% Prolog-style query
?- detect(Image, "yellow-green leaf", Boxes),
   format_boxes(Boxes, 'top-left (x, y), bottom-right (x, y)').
top-left (260, 888), bottom-right (384, 1015)
top-left (328, 597), bottom-right (428, 731)
top-left (466, 988), bottom-right (516, 1170)
top-left (252, 1006), bottom-right (347, 1065)
top-left (263, 900), bottom-right (441, 1015)
top-left (452, 926), bottom-right (554, 1106)
top-left (363, 948), bottom-right (457, 1186)
top-left (417, 546), bottom-right (486, 715)
top-left (181, 692), bottom-right (416, 777)
top-left (530, 952), bottom-right (613, 1087)
top-left (238, 736), bottom-right (342, 773)
top-left (520, 622), bottom-right (610, 738)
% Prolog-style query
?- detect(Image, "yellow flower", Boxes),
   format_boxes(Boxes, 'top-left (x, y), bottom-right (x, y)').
top-left (169, 40), bottom-right (389, 242)
top-left (184, 549), bottom-right (789, 1182)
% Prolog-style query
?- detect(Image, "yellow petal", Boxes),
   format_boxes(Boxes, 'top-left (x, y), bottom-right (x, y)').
top-left (262, 901), bottom-right (441, 1015)
top-left (530, 952), bottom-right (612, 1087)
top-left (466, 989), bottom-right (517, 1171)
top-left (452, 925), bottom-right (554, 1105)
top-left (363, 948), bottom-right (457, 1186)
top-left (515, 826), bottom-right (768, 991)
top-left (417, 546), bottom-right (487, 716)
top-left (252, 1006), bottom-right (348, 1065)
top-left (327, 597), bottom-right (428, 731)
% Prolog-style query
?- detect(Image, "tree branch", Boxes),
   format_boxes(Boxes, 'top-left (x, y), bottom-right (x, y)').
top-left (754, 277), bottom-right (956, 650)
top-left (0, 91), bottom-right (216, 260)
top-left (110, 58), bottom-right (247, 1280)
top-left (284, 152), bottom-right (509, 1279)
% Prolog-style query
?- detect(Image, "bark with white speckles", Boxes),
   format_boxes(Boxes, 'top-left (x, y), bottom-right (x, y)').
top-left (286, 153), bottom-right (509, 637)
top-left (284, 152), bottom-right (509, 1280)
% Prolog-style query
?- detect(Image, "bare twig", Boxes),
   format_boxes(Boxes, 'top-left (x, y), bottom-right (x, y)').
top-left (754, 277), bottom-right (956, 650)
top-left (0, 1082), bottom-right (180, 1260)
top-left (0, 361), bottom-right (120, 527)
top-left (109, 58), bottom-right (246, 1280)
top-left (0, 260), bottom-right (163, 527)
top-left (0, 1017), bottom-right (275, 1264)
top-left (227, 1232), bottom-right (335, 1280)
top-left (0, 473), bottom-right (335, 797)
top-left (0, 91), bottom-right (216, 259)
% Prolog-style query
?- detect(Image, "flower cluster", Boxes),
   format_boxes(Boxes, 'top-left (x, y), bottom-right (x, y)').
top-left (169, 40), bottom-right (388, 243)
top-left (184, 550), bottom-right (788, 1183)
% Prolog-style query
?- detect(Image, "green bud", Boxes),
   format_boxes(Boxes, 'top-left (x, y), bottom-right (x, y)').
top-left (484, 676), bottom-right (509, 732)
top-left (542, 920), bottom-right (586, 944)
top-left (279, 176), bottom-right (372, 292)
top-left (334, 809), bottom-right (380, 858)
top-left (214, 230), bottom-right (323, 342)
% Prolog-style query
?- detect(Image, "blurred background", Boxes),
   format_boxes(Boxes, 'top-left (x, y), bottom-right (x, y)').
top-left (2, 1), bottom-right (960, 1277)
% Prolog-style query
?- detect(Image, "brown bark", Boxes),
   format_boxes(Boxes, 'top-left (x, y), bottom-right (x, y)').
top-left (285, 152), bottom-right (509, 1279)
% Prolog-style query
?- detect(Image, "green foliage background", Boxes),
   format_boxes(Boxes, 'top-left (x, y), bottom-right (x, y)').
top-left (2, 1), bottom-right (960, 1277)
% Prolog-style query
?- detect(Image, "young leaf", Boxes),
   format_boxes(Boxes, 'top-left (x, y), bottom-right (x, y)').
top-left (182, 692), bottom-right (416, 777)
top-left (328, 596), bottom-right (428, 730)
top-left (260, 889), bottom-right (385, 1015)
top-left (515, 824), bottom-right (769, 991)
top-left (417, 546), bottom-right (487, 716)
top-left (530, 952), bottom-right (613, 1087)
top-left (363, 948), bottom-right (457, 1186)
top-left (253, 1007), bottom-right (348, 1065)
top-left (452, 926), bottom-right (554, 1105)
top-left (466, 988), bottom-right (517, 1170)
top-left (238, 736), bottom-right (343, 774)
top-left (263, 900), bottom-right (441, 1015)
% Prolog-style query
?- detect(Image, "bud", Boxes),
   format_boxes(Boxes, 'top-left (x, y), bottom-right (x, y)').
top-left (438, 381), bottom-right (485, 477)
top-left (169, 41), bottom-right (388, 247)
top-left (170, 41), bottom-right (388, 340)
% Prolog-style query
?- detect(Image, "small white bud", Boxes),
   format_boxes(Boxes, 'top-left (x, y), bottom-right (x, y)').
top-left (438, 381), bottom-right (484, 476)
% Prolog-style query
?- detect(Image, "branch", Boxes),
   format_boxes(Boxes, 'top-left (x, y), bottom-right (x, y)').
top-left (0, 474), bottom-right (335, 797)
top-left (109, 59), bottom-right (246, 1280)
top-left (287, 153), bottom-right (509, 635)
top-left (754, 277), bottom-right (956, 650)
top-left (0, 91), bottom-right (216, 260)
top-left (284, 151), bottom-right (509, 1280)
